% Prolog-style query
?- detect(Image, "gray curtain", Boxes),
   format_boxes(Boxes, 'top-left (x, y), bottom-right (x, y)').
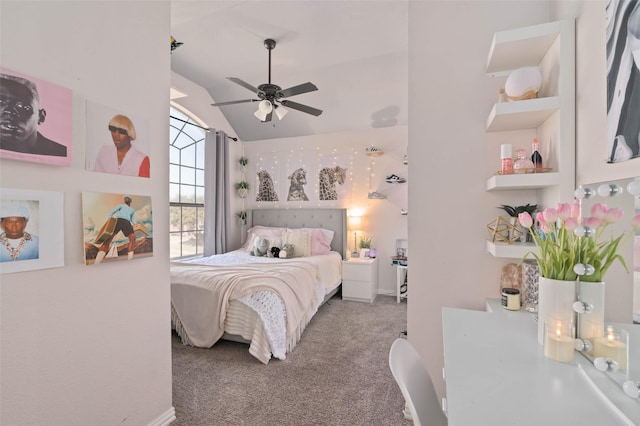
top-left (203, 130), bottom-right (230, 256)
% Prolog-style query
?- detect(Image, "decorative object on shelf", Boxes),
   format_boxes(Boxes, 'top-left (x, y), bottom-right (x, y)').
top-left (495, 167), bottom-right (552, 175)
top-left (367, 248), bottom-right (377, 259)
top-left (368, 191), bottom-right (387, 200)
top-left (593, 325), bottom-right (629, 373)
top-left (531, 138), bottom-right (543, 171)
top-left (500, 144), bottom-right (513, 175)
top-left (501, 287), bottom-right (521, 310)
top-left (235, 180), bottom-right (250, 198)
top-left (365, 146), bottom-right (384, 156)
top-left (500, 263), bottom-right (522, 296)
top-left (513, 148), bottom-right (535, 174)
top-left (543, 318), bottom-right (575, 363)
top-left (504, 66), bottom-right (542, 101)
top-left (486, 216), bottom-right (519, 243)
top-left (522, 260), bottom-right (540, 312)
top-left (385, 174), bottom-right (406, 183)
top-left (498, 203), bottom-right (537, 242)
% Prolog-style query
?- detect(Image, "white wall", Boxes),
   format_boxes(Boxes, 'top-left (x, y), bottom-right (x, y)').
top-left (409, 0), bottom-right (639, 400)
top-left (0, 2), bottom-right (174, 425)
top-left (408, 0), bottom-right (553, 399)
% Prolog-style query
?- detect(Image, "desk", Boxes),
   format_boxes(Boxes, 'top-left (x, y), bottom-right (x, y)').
top-left (442, 306), bottom-right (640, 425)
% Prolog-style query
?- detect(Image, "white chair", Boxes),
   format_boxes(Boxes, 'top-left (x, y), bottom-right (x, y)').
top-left (389, 338), bottom-right (447, 426)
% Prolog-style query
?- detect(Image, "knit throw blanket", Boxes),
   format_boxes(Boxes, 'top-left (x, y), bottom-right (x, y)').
top-left (170, 261), bottom-right (320, 351)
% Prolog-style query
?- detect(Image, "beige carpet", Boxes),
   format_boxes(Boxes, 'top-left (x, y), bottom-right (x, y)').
top-left (171, 294), bottom-right (412, 425)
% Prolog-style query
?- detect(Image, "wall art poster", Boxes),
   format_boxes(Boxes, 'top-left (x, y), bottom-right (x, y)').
top-left (606, 0), bottom-right (640, 163)
top-left (255, 152), bottom-right (282, 202)
top-left (285, 167), bottom-right (310, 201)
top-left (85, 101), bottom-right (151, 178)
top-left (0, 68), bottom-right (72, 166)
top-left (82, 192), bottom-right (153, 265)
top-left (0, 188), bottom-right (64, 274)
top-left (318, 155), bottom-right (349, 201)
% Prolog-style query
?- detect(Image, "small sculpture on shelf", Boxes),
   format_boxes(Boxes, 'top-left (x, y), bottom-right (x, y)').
top-left (504, 66), bottom-right (542, 101)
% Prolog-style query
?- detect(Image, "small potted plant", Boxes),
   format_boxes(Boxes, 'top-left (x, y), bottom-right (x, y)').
top-left (236, 210), bottom-right (247, 225)
top-left (239, 156), bottom-right (248, 170)
top-left (236, 181), bottom-right (250, 198)
top-left (497, 204), bottom-right (537, 242)
top-left (359, 235), bottom-right (372, 258)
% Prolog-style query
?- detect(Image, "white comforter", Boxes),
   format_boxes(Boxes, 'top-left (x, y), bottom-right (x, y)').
top-left (171, 250), bottom-right (342, 362)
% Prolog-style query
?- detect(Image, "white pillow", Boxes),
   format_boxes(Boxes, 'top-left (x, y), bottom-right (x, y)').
top-left (282, 230), bottom-right (312, 257)
top-left (242, 226), bottom-right (287, 249)
top-left (297, 227), bottom-right (335, 246)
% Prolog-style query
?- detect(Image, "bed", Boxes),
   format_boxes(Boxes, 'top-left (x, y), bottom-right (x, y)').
top-left (170, 208), bottom-right (346, 363)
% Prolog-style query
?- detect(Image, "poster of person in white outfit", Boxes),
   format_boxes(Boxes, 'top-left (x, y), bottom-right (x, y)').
top-left (85, 101), bottom-right (150, 177)
top-left (606, 0), bottom-right (640, 163)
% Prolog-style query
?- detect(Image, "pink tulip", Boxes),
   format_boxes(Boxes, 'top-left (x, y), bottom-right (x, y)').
top-left (542, 208), bottom-right (558, 224)
top-left (583, 217), bottom-right (603, 229)
top-left (571, 199), bottom-right (581, 220)
top-left (540, 222), bottom-right (551, 233)
top-left (564, 217), bottom-right (578, 231)
top-left (518, 212), bottom-right (533, 228)
top-left (632, 213), bottom-right (640, 230)
top-left (605, 207), bottom-right (623, 224)
top-left (536, 211), bottom-right (546, 225)
top-left (556, 203), bottom-right (572, 221)
top-left (591, 203), bottom-right (608, 220)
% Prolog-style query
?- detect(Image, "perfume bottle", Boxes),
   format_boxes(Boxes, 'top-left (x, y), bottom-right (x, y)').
top-left (501, 144), bottom-right (513, 175)
top-left (513, 148), bottom-right (534, 174)
top-left (531, 138), bottom-right (543, 171)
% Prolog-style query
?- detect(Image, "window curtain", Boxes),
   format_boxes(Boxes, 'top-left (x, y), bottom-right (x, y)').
top-left (204, 130), bottom-right (230, 255)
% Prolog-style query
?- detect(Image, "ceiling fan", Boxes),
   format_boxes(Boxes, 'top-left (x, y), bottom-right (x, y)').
top-left (211, 38), bottom-right (322, 122)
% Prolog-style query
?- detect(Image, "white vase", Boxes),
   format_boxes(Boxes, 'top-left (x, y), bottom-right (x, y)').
top-left (576, 281), bottom-right (605, 348)
top-left (537, 277), bottom-right (576, 345)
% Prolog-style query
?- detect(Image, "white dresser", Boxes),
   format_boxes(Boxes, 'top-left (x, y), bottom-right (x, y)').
top-left (442, 306), bottom-right (640, 425)
top-left (341, 258), bottom-right (378, 303)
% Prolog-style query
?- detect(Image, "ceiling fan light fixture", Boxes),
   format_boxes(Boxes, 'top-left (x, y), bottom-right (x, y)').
top-left (275, 105), bottom-right (288, 120)
top-left (254, 100), bottom-right (273, 121)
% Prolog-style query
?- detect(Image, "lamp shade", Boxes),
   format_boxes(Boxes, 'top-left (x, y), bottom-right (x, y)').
top-left (254, 100), bottom-right (273, 121)
top-left (348, 215), bottom-right (362, 230)
top-left (275, 105), bottom-right (288, 120)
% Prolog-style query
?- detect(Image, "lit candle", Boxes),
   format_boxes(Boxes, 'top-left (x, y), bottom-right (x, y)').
top-left (544, 321), bottom-right (575, 363)
top-left (593, 326), bottom-right (628, 371)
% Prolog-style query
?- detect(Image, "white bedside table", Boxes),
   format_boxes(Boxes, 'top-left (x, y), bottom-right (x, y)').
top-left (342, 258), bottom-right (378, 303)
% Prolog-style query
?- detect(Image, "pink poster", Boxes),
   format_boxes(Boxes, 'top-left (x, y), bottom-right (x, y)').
top-left (0, 67), bottom-right (72, 166)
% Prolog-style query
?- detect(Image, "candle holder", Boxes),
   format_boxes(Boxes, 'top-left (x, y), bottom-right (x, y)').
top-left (593, 325), bottom-right (629, 374)
top-left (544, 319), bottom-right (575, 363)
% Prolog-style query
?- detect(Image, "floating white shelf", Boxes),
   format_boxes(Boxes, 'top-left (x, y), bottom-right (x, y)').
top-left (486, 21), bottom-right (561, 76)
top-left (486, 172), bottom-right (560, 191)
top-left (486, 97), bottom-right (560, 131)
top-left (485, 240), bottom-right (535, 259)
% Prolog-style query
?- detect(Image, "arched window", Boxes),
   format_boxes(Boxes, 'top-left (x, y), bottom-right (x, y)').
top-left (169, 106), bottom-right (206, 258)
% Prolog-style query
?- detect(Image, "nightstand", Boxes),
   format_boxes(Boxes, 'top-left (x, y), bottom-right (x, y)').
top-left (342, 258), bottom-right (378, 303)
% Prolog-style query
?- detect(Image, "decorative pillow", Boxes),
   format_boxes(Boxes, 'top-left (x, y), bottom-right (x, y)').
top-left (242, 226), bottom-right (287, 249)
top-left (294, 228), bottom-right (333, 255)
top-left (282, 230), bottom-right (311, 257)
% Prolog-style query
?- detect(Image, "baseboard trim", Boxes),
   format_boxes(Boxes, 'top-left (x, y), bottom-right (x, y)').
top-left (377, 289), bottom-right (396, 296)
top-left (148, 407), bottom-right (176, 426)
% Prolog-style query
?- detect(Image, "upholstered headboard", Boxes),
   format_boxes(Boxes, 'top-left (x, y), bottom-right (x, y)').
top-left (248, 208), bottom-right (347, 259)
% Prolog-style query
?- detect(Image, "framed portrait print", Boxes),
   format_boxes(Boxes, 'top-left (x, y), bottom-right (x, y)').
top-left (0, 188), bottom-right (64, 274)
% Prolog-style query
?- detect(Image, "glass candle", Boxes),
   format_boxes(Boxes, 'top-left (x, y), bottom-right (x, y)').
top-left (593, 325), bottom-right (629, 372)
top-left (544, 319), bottom-right (575, 363)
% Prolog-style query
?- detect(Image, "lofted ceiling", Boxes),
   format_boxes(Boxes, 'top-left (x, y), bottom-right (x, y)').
top-left (170, 1), bottom-right (408, 142)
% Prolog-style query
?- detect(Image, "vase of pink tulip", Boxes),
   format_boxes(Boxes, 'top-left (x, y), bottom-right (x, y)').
top-left (518, 201), bottom-right (640, 345)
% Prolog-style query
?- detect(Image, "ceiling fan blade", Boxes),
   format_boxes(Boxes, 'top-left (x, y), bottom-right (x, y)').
top-left (280, 100), bottom-right (323, 116)
top-left (277, 82), bottom-right (318, 98)
top-left (211, 99), bottom-right (258, 107)
top-left (227, 77), bottom-right (263, 95)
